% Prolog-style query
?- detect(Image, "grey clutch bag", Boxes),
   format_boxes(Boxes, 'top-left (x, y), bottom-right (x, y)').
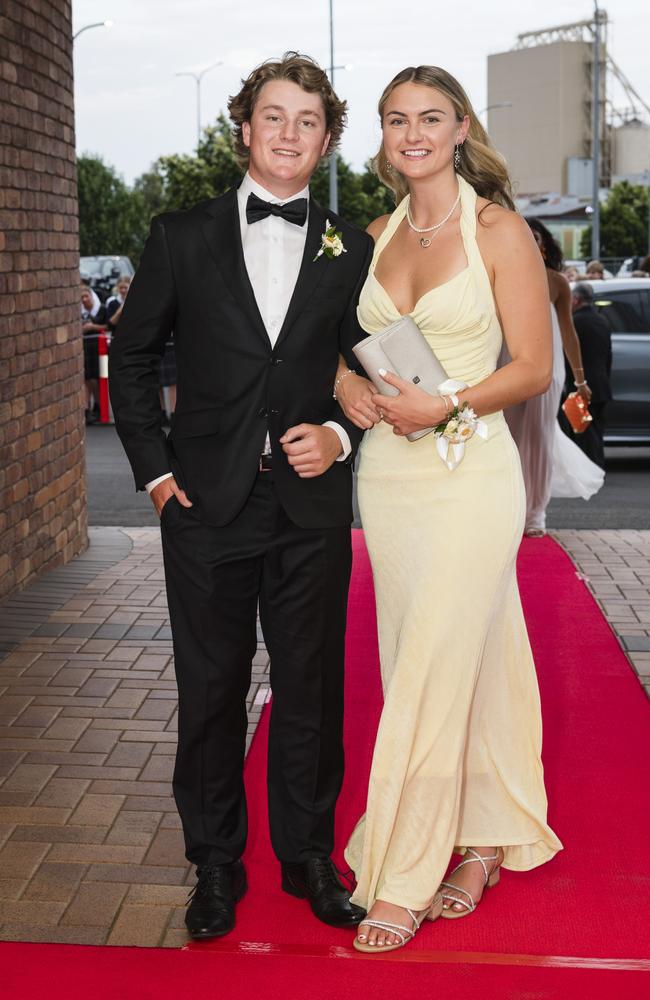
top-left (352, 315), bottom-right (449, 441)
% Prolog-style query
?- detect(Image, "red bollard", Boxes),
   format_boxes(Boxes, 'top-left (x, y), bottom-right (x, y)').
top-left (97, 329), bottom-right (113, 424)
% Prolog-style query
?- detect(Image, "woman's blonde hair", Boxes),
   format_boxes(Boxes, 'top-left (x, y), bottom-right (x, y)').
top-left (373, 65), bottom-right (515, 211)
top-left (228, 52), bottom-right (347, 169)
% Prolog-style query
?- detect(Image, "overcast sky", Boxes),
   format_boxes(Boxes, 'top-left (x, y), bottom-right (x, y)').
top-left (72, 0), bottom-right (649, 185)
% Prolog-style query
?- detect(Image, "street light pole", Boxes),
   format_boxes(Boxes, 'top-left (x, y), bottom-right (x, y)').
top-left (591, 1), bottom-right (601, 260)
top-left (175, 61), bottom-right (223, 149)
top-left (328, 0), bottom-right (338, 213)
top-left (479, 101), bottom-right (513, 119)
top-left (73, 20), bottom-right (113, 42)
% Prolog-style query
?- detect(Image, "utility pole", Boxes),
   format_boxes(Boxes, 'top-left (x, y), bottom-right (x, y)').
top-left (591, 1), bottom-right (601, 260)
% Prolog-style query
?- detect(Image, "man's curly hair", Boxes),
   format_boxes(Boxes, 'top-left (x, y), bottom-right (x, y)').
top-left (228, 52), bottom-right (348, 169)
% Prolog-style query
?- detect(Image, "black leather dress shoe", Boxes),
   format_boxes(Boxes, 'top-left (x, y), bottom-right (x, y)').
top-left (185, 860), bottom-right (247, 940)
top-left (281, 857), bottom-right (366, 928)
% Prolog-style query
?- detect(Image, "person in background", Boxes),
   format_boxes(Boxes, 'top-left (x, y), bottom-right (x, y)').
top-left (563, 265), bottom-right (580, 282)
top-left (105, 275), bottom-right (132, 332)
top-left (569, 281), bottom-right (612, 469)
top-left (81, 284), bottom-right (106, 424)
top-left (585, 259), bottom-right (613, 280)
top-left (505, 219), bottom-right (600, 536)
top-left (81, 275), bottom-right (104, 313)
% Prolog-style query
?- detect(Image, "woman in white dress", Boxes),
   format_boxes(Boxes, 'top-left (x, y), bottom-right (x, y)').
top-left (505, 219), bottom-right (603, 536)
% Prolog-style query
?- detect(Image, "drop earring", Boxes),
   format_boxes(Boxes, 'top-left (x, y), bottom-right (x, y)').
top-left (385, 161), bottom-right (393, 174)
top-left (454, 144), bottom-right (461, 170)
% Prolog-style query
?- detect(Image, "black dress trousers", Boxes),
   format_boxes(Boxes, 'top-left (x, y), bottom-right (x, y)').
top-left (160, 472), bottom-right (352, 867)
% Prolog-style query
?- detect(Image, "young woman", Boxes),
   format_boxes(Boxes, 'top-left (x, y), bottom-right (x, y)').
top-left (505, 219), bottom-right (602, 535)
top-left (105, 274), bottom-right (131, 332)
top-left (334, 66), bottom-right (562, 953)
top-left (81, 283), bottom-right (106, 424)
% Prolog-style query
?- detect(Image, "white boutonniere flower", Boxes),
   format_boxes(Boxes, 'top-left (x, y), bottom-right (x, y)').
top-left (314, 219), bottom-right (347, 261)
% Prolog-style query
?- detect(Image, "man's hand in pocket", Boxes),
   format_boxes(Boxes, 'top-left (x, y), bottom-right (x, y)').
top-left (150, 477), bottom-right (193, 518)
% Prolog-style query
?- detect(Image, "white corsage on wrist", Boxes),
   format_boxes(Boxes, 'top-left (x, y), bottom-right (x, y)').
top-left (314, 219), bottom-right (347, 261)
top-left (433, 384), bottom-right (488, 471)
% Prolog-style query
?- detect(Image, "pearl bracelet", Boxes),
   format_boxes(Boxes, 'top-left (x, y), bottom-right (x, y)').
top-left (333, 368), bottom-right (356, 400)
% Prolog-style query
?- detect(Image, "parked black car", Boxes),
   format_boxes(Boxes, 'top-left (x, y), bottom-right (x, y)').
top-left (80, 255), bottom-right (134, 302)
top-left (572, 279), bottom-right (650, 445)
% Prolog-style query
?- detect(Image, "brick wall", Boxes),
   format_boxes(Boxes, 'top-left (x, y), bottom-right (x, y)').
top-left (0, 0), bottom-right (87, 600)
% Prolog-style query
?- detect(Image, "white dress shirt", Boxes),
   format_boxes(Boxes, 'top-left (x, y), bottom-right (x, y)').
top-left (146, 172), bottom-right (350, 494)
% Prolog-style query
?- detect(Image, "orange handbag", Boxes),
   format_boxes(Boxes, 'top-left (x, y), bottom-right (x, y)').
top-left (562, 392), bottom-right (593, 434)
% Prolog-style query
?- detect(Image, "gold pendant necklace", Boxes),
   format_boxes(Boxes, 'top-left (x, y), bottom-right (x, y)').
top-left (407, 187), bottom-right (461, 249)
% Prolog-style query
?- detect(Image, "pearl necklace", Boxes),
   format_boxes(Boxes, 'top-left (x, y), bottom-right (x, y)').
top-left (406, 187), bottom-right (461, 248)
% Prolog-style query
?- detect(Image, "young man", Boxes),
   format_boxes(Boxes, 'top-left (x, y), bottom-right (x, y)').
top-left (109, 53), bottom-right (372, 940)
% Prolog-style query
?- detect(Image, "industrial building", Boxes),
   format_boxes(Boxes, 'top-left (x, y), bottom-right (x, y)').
top-left (487, 10), bottom-right (649, 257)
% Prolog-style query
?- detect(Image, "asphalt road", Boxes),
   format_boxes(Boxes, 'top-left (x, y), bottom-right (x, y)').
top-left (85, 424), bottom-right (650, 530)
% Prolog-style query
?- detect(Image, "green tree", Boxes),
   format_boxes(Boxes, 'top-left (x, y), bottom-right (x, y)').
top-left (360, 161), bottom-right (396, 217)
top-left (132, 164), bottom-right (167, 221)
top-left (77, 155), bottom-right (146, 263)
top-left (311, 157), bottom-right (393, 229)
top-left (81, 115), bottom-right (396, 269)
top-left (155, 114), bottom-right (242, 211)
top-left (149, 112), bottom-right (392, 229)
top-left (580, 181), bottom-right (650, 258)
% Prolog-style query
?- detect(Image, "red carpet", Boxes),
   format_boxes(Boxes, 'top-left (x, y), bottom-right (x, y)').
top-left (2, 532), bottom-right (649, 998)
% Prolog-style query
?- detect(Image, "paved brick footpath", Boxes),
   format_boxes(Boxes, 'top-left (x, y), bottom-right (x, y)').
top-left (553, 530), bottom-right (650, 697)
top-left (0, 527), bottom-right (647, 946)
top-left (0, 528), bottom-right (269, 947)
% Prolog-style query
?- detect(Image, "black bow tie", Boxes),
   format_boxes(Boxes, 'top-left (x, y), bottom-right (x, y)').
top-left (246, 191), bottom-right (308, 227)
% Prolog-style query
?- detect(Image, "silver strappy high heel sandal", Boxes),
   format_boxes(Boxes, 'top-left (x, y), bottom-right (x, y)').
top-left (439, 847), bottom-right (503, 920)
top-left (353, 893), bottom-right (444, 953)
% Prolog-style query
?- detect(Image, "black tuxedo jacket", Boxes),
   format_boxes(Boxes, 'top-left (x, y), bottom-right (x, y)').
top-left (571, 305), bottom-right (612, 403)
top-left (108, 187), bottom-right (374, 528)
